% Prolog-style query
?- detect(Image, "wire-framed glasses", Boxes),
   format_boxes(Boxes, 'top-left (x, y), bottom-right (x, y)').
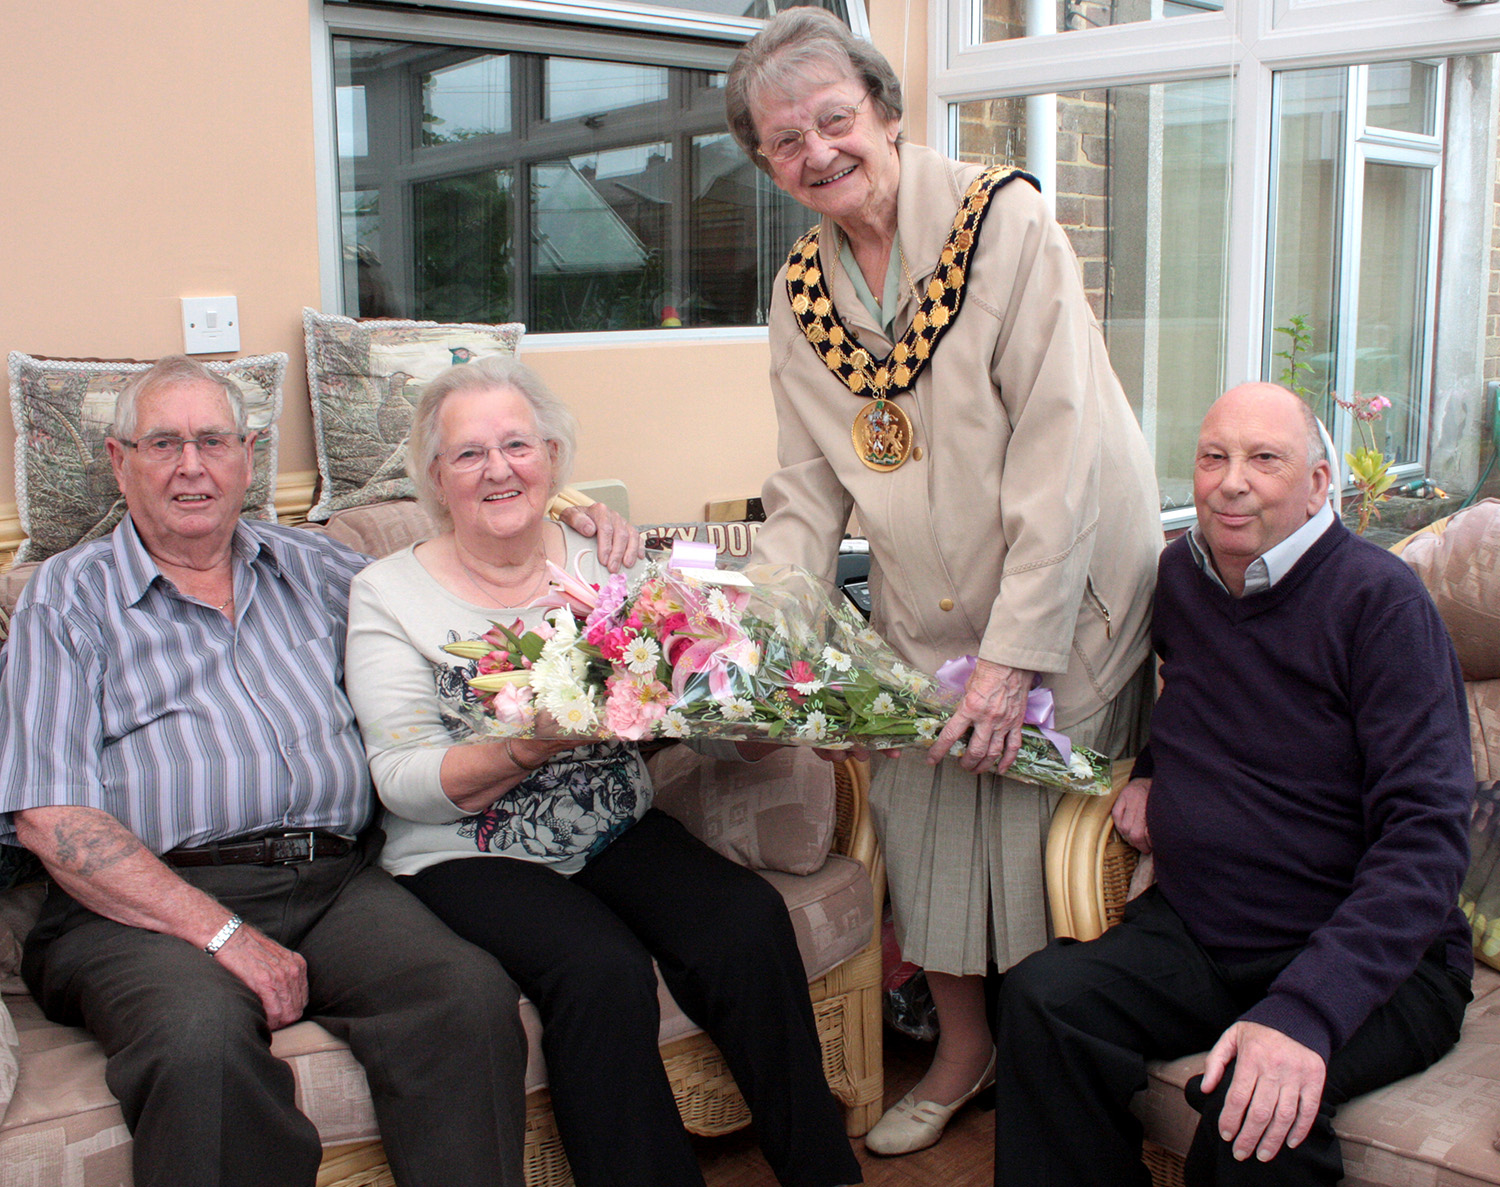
top-left (757, 95), bottom-right (869, 163)
top-left (119, 433), bottom-right (248, 464)
top-left (440, 436), bottom-right (546, 471)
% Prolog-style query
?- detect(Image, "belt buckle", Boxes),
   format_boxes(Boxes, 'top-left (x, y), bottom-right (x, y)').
top-left (268, 831), bottom-right (317, 864)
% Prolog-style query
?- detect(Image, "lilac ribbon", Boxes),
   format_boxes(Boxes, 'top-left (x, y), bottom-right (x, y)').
top-left (670, 539), bottom-right (717, 572)
top-left (934, 655), bottom-right (1073, 763)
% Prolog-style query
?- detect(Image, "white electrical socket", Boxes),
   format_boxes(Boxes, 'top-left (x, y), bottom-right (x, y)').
top-left (181, 296), bottom-right (241, 355)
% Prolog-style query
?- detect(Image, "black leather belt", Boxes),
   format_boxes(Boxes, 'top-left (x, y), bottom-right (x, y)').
top-left (161, 830), bottom-right (353, 867)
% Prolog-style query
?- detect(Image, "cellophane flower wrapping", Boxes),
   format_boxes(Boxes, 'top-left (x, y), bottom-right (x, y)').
top-left (448, 553), bottom-right (1111, 795)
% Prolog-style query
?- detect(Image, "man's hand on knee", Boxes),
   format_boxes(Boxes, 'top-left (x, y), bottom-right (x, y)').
top-left (215, 923), bottom-right (309, 1030)
top-left (1201, 1021), bottom-right (1325, 1163)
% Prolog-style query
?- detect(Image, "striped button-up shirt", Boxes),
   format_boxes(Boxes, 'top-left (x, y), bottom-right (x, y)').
top-left (0, 516), bottom-right (373, 852)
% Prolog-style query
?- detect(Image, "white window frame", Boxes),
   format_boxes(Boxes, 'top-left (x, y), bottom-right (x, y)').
top-left (309, 0), bottom-right (869, 343)
top-left (931, 0), bottom-right (1500, 526)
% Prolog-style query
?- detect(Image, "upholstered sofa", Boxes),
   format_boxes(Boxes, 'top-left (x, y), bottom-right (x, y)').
top-left (1046, 498), bottom-right (1500, 1187)
top-left (0, 498), bottom-right (884, 1187)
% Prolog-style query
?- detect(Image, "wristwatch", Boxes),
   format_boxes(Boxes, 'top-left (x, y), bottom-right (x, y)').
top-left (204, 913), bottom-right (243, 955)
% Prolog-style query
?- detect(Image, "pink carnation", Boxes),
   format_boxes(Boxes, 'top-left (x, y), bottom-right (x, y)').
top-left (604, 676), bottom-right (667, 740)
top-left (488, 683), bottom-right (536, 726)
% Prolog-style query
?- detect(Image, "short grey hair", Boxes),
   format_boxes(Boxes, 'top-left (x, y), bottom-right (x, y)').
top-left (726, 8), bottom-right (904, 174)
top-left (1296, 397), bottom-right (1328, 470)
top-left (112, 355), bottom-right (247, 439)
top-left (406, 355), bottom-right (578, 531)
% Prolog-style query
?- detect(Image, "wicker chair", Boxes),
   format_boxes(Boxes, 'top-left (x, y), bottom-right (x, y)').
top-left (315, 756), bottom-right (886, 1187)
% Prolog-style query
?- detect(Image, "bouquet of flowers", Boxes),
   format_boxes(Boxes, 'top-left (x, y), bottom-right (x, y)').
top-left (443, 548), bottom-right (1110, 795)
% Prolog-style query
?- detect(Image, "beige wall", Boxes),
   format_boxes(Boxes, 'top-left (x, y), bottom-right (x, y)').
top-left (0, 1), bottom-right (920, 541)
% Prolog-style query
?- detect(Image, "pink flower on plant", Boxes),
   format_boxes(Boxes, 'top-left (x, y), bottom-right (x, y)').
top-left (1369, 396), bottom-right (1392, 413)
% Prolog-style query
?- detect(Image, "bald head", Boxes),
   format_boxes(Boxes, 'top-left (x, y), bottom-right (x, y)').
top-left (1192, 382), bottom-right (1333, 595)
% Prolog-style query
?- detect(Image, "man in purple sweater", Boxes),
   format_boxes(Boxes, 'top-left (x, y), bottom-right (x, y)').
top-left (992, 382), bottom-right (1473, 1186)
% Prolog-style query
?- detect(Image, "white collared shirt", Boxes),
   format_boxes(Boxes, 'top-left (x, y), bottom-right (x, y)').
top-left (1188, 500), bottom-right (1335, 597)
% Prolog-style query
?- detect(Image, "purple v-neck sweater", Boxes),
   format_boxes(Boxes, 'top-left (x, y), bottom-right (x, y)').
top-left (1136, 518), bottom-right (1473, 1060)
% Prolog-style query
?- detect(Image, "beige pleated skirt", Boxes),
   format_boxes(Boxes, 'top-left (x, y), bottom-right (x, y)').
top-left (869, 662), bottom-right (1153, 976)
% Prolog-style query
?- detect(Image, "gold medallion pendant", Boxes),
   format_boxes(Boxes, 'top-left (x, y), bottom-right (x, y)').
top-left (852, 398), bottom-right (913, 471)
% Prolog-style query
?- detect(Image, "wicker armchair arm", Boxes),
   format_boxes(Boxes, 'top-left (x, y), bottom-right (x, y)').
top-left (831, 757), bottom-right (885, 934)
top-left (1045, 759), bottom-right (1141, 942)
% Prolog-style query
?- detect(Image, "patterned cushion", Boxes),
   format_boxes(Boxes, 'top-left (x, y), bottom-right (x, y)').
top-left (302, 309), bottom-right (524, 522)
top-left (639, 520), bottom-right (761, 560)
top-left (1400, 499), bottom-right (1500, 681)
top-left (7, 352), bottom-right (285, 564)
top-left (648, 744), bottom-right (836, 875)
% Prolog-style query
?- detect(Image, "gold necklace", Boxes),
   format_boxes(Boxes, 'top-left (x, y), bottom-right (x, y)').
top-left (784, 166), bottom-right (1032, 472)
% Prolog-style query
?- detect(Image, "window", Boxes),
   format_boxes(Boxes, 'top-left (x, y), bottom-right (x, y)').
top-left (974, 0), bottom-right (1223, 42)
top-left (956, 77), bottom-right (1233, 513)
top-left (935, 0), bottom-right (1500, 521)
top-left (1265, 62), bottom-right (1443, 481)
top-left (322, 1), bottom-right (860, 333)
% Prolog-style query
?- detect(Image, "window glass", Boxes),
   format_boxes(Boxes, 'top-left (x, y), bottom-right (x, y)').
top-left (955, 76), bottom-right (1233, 514)
top-left (543, 59), bottom-right (668, 123)
top-left (1353, 161), bottom-right (1431, 466)
top-left (1265, 68), bottom-right (1345, 426)
top-left (422, 54), bottom-right (512, 144)
top-left (333, 36), bottom-right (814, 331)
top-left (977, 0), bottom-right (1223, 42)
top-left (1366, 61), bottom-right (1438, 136)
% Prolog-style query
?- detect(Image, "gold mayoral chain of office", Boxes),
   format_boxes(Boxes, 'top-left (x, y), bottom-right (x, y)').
top-left (785, 165), bottom-right (1033, 472)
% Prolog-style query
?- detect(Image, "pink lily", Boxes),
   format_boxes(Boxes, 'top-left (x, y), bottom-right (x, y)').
top-left (533, 558), bottom-right (600, 616)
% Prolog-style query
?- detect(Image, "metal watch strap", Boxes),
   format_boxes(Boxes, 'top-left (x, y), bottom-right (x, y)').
top-left (204, 913), bottom-right (243, 955)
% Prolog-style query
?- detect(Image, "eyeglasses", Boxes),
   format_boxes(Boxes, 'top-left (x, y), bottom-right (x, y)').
top-left (119, 433), bottom-right (248, 464)
top-left (440, 436), bottom-right (547, 471)
top-left (757, 95), bottom-right (869, 163)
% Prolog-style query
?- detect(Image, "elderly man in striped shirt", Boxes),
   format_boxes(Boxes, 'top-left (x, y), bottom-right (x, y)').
top-left (0, 356), bottom-right (635, 1187)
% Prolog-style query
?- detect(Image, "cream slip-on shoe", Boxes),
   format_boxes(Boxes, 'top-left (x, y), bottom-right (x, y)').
top-left (862, 1048), bottom-right (998, 1156)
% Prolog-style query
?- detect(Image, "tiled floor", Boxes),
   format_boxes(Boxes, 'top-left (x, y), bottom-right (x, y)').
top-left (695, 1031), bottom-right (997, 1187)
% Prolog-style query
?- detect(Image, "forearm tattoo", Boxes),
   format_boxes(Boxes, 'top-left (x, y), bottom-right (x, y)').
top-left (50, 814), bottom-right (144, 877)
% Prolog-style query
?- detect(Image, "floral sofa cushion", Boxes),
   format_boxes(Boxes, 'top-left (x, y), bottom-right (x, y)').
top-left (7, 352), bottom-right (285, 563)
top-left (302, 309), bottom-right (523, 521)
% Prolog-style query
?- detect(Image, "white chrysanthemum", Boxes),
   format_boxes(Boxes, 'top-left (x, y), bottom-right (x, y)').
top-left (821, 645), bottom-right (852, 672)
top-left (1068, 751), bottom-right (1093, 779)
top-left (793, 678), bottom-right (825, 697)
top-left (915, 718), bottom-right (940, 740)
top-left (622, 635), bottom-right (661, 676)
top-left (870, 692), bottom-right (896, 716)
top-left (532, 636), bottom-right (584, 703)
top-left (721, 696), bottom-right (754, 721)
top-left (660, 710), bottom-right (690, 738)
top-left (549, 694), bottom-right (599, 733)
top-left (797, 711), bottom-right (829, 741)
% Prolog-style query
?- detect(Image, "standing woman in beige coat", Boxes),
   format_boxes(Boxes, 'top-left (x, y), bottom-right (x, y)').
top-left (726, 9), bottom-right (1162, 1157)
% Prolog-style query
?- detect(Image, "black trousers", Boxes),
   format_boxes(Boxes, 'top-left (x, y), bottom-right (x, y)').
top-left (992, 888), bottom-right (1470, 1187)
top-left (24, 832), bottom-right (529, 1187)
top-left (402, 808), bottom-right (862, 1187)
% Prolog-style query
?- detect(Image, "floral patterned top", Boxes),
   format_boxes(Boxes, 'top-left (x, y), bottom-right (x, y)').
top-left (345, 526), bottom-right (653, 877)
